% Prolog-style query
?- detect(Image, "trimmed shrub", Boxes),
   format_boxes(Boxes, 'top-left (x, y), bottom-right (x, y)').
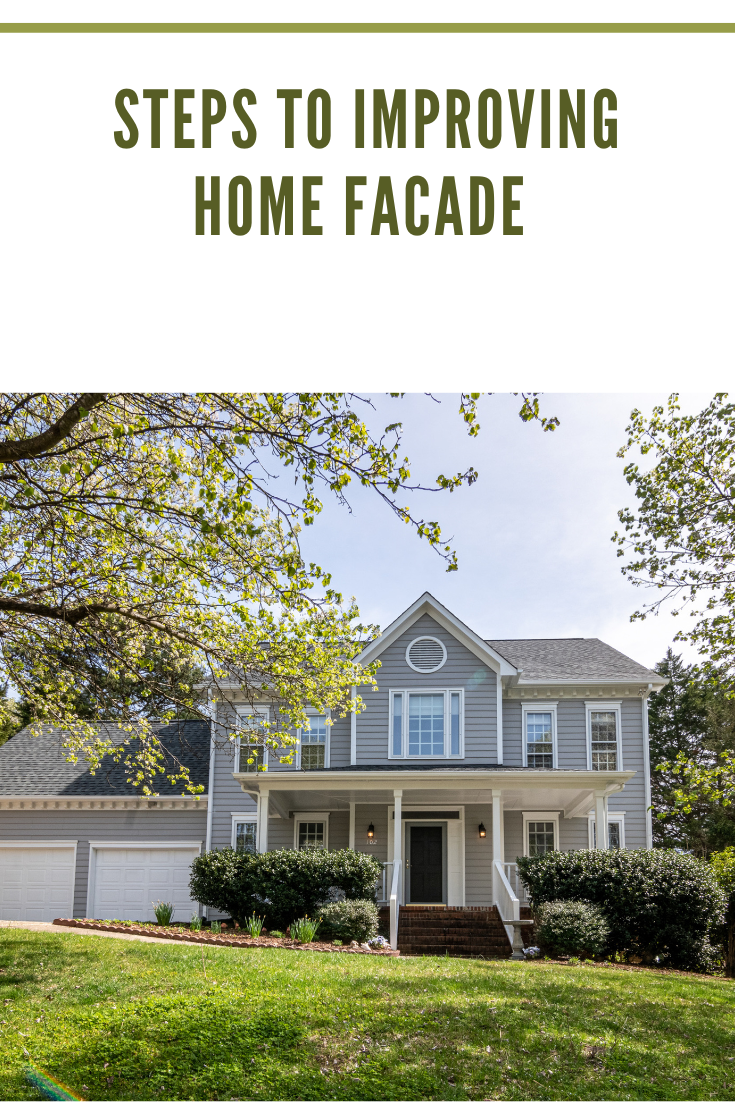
top-left (316, 899), bottom-right (379, 944)
top-left (516, 848), bottom-right (726, 971)
top-left (189, 847), bottom-right (382, 929)
top-left (534, 900), bottom-right (609, 958)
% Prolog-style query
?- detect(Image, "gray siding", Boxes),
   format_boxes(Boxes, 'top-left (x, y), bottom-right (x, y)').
top-left (210, 704), bottom-right (258, 851)
top-left (464, 805), bottom-right (493, 905)
top-left (502, 700), bottom-right (523, 766)
top-left (609, 697), bottom-right (647, 849)
top-left (357, 613), bottom-right (498, 765)
top-left (0, 810), bottom-right (207, 918)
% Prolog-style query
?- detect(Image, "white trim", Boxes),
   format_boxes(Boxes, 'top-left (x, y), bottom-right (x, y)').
top-left (0, 797), bottom-right (207, 811)
top-left (496, 672), bottom-right (504, 765)
top-left (350, 686), bottom-right (357, 766)
top-left (234, 704), bottom-right (271, 773)
top-left (585, 701), bottom-right (623, 771)
top-left (521, 702), bottom-right (558, 769)
top-left (86, 840), bottom-right (203, 919)
top-left (588, 811), bottom-right (626, 850)
top-left (295, 709), bottom-right (331, 770)
top-left (521, 811), bottom-right (560, 857)
top-left (405, 635), bottom-right (447, 674)
top-left (293, 812), bottom-right (330, 850)
top-left (0, 840), bottom-right (78, 848)
top-left (642, 689), bottom-right (653, 849)
top-left (205, 689), bottom-right (216, 856)
top-left (355, 592), bottom-right (517, 676)
top-left (388, 687), bottom-right (465, 759)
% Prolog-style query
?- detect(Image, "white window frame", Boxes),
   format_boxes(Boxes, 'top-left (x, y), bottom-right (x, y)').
top-left (405, 635), bottom-right (448, 674)
top-left (231, 813), bottom-right (258, 851)
top-left (234, 704), bottom-right (271, 773)
top-left (293, 812), bottom-right (330, 851)
top-left (388, 688), bottom-right (465, 759)
top-left (296, 709), bottom-right (331, 770)
top-left (585, 701), bottom-right (623, 772)
top-left (521, 811), bottom-right (560, 857)
top-left (521, 703), bottom-right (558, 769)
top-left (587, 812), bottom-right (626, 850)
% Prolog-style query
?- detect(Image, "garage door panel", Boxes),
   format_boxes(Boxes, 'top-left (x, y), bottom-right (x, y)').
top-left (0, 846), bottom-right (76, 922)
top-left (91, 847), bottom-right (199, 921)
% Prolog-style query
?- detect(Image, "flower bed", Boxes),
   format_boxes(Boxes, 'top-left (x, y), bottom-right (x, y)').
top-left (51, 918), bottom-right (399, 955)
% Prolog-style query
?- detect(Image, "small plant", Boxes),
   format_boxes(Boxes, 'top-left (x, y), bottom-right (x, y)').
top-left (152, 901), bottom-right (175, 926)
top-left (290, 916), bottom-right (321, 943)
top-left (316, 899), bottom-right (379, 944)
top-left (244, 914), bottom-right (264, 938)
top-left (368, 935), bottom-right (389, 950)
top-left (269, 930), bottom-right (283, 938)
top-left (189, 914), bottom-right (202, 931)
top-left (332, 938), bottom-right (343, 946)
top-left (523, 945), bottom-right (541, 959)
top-left (209, 920), bottom-right (222, 934)
top-left (535, 900), bottom-right (609, 959)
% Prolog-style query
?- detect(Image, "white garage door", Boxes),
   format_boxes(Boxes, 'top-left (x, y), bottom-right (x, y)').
top-left (91, 846), bottom-right (200, 922)
top-left (0, 845), bottom-right (76, 922)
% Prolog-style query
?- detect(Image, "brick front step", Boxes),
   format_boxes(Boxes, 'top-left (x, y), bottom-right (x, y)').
top-left (378, 905), bottom-right (513, 959)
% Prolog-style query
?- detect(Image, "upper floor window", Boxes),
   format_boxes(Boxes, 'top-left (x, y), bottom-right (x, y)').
top-left (586, 703), bottom-right (622, 771)
top-left (522, 703), bottom-right (557, 768)
top-left (389, 689), bottom-right (463, 758)
top-left (299, 713), bottom-right (329, 770)
top-left (234, 705), bottom-right (269, 772)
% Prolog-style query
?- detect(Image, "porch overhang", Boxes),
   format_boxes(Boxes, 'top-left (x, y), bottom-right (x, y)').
top-left (232, 768), bottom-right (634, 819)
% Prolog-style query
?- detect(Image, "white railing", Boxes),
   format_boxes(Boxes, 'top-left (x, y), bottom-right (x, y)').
top-left (389, 859), bottom-right (402, 950)
top-left (377, 861), bottom-right (393, 904)
top-left (503, 862), bottom-right (529, 905)
top-left (493, 859), bottom-right (520, 944)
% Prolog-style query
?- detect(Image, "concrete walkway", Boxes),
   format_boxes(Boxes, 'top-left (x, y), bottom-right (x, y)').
top-left (0, 919), bottom-right (228, 948)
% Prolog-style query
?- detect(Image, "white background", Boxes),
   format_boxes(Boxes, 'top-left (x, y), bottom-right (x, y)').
top-left (0, 24), bottom-right (732, 391)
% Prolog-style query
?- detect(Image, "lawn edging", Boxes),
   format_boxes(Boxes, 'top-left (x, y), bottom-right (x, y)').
top-left (51, 918), bottom-right (399, 955)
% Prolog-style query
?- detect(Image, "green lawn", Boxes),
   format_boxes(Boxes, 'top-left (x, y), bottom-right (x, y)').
top-left (1, 930), bottom-right (734, 1102)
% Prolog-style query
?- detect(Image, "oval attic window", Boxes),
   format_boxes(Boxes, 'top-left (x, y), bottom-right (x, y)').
top-left (405, 636), bottom-right (447, 673)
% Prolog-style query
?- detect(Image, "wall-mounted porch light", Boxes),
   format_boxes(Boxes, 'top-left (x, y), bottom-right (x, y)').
top-left (367, 822), bottom-right (375, 840)
top-left (478, 822), bottom-right (487, 839)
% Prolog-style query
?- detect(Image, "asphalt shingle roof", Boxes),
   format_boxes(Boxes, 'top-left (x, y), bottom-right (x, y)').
top-left (0, 721), bottom-right (210, 797)
top-left (486, 638), bottom-right (660, 682)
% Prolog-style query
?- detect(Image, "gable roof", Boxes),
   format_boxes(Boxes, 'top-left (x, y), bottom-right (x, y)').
top-left (487, 638), bottom-right (663, 684)
top-left (0, 721), bottom-right (210, 797)
top-left (356, 592), bottom-right (518, 676)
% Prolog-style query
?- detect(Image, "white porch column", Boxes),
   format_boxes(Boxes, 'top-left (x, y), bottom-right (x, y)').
top-left (594, 792), bottom-right (608, 850)
top-left (492, 790), bottom-right (503, 864)
top-left (393, 790), bottom-right (403, 867)
top-left (348, 801), bottom-right (356, 849)
top-left (257, 791), bottom-right (270, 853)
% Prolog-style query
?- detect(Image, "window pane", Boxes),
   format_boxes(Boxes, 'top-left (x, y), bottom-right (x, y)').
top-left (298, 822), bottom-right (325, 850)
top-left (526, 712), bottom-right (553, 768)
top-left (608, 822), bottom-right (621, 849)
top-left (235, 822), bottom-right (257, 854)
top-left (528, 821), bottom-right (555, 856)
top-left (408, 694), bottom-right (445, 756)
top-left (301, 744), bottom-right (325, 770)
top-left (591, 711), bottom-right (617, 770)
top-left (302, 716), bottom-right (327, 744)
top-left (450, 692), bottom-right (461, 755)
top-left (239, 745), bottom-right (264, 773)
top-left (392, 694), bottom-right (403, 756)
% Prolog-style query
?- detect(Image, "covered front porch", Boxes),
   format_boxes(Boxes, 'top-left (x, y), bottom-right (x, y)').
top-left (234, 767), bottom-right (634, 950)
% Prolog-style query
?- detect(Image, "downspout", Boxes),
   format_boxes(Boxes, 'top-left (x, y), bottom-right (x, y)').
top-left (205, 687), bottom-right (216, 854)
top-left (642, 685), bottom-right (653, 850)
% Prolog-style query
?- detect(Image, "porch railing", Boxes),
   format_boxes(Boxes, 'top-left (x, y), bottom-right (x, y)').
top-left (389, 859), bottom-right (402, 950)
top-left (493, 859), bottom-right (520, 945)
top-left (503, 862), bottom-right (529, 905)
top-left (377, 861), bottom-right (393, 904)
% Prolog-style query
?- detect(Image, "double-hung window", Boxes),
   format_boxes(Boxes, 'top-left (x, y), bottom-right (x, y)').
top-left (523, 812), bottom-right (559, 856)
top-left (233, 819), bottom-right (258, 853)
top-left (522, 704), bottom-right (557, 768)
top-left (586, 703), bottom-right (622, 771)
top-left (234, 705), bottom-right (269, 773)
top-left (293, 814), bottom-right (329, 850)
top-left (299, 713), bottom-right (329, 770)
top-left (389, 689), bottom-right (463, 758)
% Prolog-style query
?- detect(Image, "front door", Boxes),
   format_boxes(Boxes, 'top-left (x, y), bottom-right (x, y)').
top-left (409, 825), bottom-right (443, 903)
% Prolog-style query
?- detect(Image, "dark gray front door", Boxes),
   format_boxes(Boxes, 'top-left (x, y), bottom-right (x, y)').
top-left (409, 826), bottom-right (443, 902)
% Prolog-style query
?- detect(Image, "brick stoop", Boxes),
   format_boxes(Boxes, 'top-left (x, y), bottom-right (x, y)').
top-left (378, 905), bottom-right (513, 958)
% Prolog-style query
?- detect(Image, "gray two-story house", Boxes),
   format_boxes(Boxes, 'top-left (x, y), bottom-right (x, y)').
top-left (0, 592), bottom-right (664, 950)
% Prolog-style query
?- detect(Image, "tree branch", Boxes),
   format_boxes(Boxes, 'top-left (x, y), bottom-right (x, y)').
top-left (0, 393), bottom-right (107, 462)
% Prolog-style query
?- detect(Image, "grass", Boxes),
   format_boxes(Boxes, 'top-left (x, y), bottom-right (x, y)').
top-left (0, 930), bottom-right (734, 1101)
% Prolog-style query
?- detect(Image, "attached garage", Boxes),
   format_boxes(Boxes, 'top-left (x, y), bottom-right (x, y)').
top-left (89, 843), bottom-right (201, 922)
top-left (0, 843), bottom-right (76, 922)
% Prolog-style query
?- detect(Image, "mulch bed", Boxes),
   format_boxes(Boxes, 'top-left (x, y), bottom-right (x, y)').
top-left (52, 918), bottom-right (399, 955)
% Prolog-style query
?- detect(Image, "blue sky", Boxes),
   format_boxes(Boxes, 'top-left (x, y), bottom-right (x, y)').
top-left (298, 392), bottom-right (711, 672)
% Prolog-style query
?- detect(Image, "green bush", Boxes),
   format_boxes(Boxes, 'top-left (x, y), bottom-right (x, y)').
top-left (189, 847), bottom-right (382, 929)
top-left (534, 900), bottom-right (609, 958)
top-left (516, 848), bottom-right (726, 971)
top-left (316, 899), bottom-right (379, 943)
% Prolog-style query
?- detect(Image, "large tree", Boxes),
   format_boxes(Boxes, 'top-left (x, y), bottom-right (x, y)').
top-left (614, 393), bottom-right (735, 684)
top-left (0, 392), bottom-right (556, 795)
